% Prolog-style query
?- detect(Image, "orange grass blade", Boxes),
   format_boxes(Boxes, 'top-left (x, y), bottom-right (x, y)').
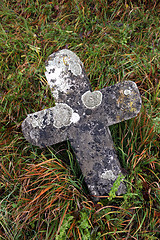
top-left (56, 202), bottom-right (70, 235)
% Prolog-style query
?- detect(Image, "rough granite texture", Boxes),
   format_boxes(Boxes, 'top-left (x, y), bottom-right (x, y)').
top-left (22, 49), bottom-right (142, 198)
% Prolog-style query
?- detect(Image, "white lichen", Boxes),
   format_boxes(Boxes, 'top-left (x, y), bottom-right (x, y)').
top-left (88, 185), bottom-right (98, 196)
top-left (101, 170), bottom-right (117, 180)
top-left (45, 49), bottom-right (83, 100)
top-left (28, 109), bottom-right (52, 129)
top-left (30, 129), bottom-right (40, 144)
top-left (27, 103), bottom-right (80, 131)
top-left (71, 112), bottom-right (80, 123)
top-left (81, 90), bottom-right (103, 109)
top-left (124, 89), bottom-right (132, 95)
top-left (53, 103), bottom-right (80, 128)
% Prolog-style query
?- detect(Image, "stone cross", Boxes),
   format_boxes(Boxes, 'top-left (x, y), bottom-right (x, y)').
top-left (22, 49), bottom-right (142, 198)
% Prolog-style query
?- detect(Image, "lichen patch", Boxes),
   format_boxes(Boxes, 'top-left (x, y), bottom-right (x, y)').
top-left (81, 90), bottom-right (102, 109)
top-left (124, 89), bottom-right (132, 95)
top-left (45, 64), bottom-right (71, 99)
top-left (45, 49), bottom-right (83, 100)
top-left (26, 103), bottom-right (80, 131)
top-left (53, 103), bottom-right (80, 128)
top-left (27, 109), bottom-right (52, 129)
top-left (30, 129), bottom-right (40, 144)
top-left (71, 112), bottom-right (80, 123)
top-left (101, 169), bottom-right (117, 180)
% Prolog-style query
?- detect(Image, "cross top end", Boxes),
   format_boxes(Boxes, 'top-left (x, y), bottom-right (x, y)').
top-left (45, 49), bottom-right (91, 103)
top-left (44, 49), bottom-right (105, 129)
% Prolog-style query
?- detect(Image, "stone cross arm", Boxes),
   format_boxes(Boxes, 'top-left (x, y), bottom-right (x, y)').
top-left (22, 49), bottom-right (142, 197)
top-left (22, 80), bottom-right (141, 147)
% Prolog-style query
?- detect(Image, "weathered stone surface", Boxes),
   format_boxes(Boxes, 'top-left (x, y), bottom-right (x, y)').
top-left (22, 49), bottom-right (142, 198)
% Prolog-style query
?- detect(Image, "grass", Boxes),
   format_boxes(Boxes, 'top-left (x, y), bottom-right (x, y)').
top-left (0, 0), bottom-right (160, 239)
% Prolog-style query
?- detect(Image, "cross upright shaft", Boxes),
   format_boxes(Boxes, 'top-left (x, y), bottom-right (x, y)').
top-left (22, 49), bottom-right (142, 197)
